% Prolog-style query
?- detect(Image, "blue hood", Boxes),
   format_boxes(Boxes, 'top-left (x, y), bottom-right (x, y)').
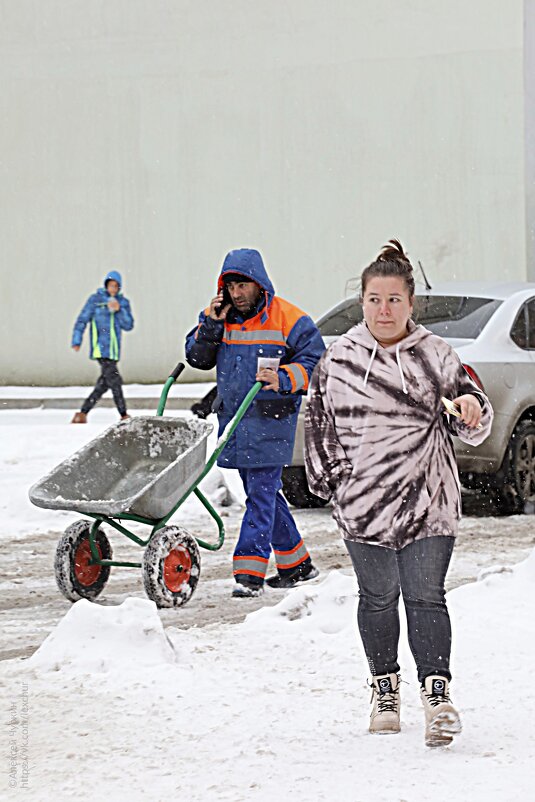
top-left (218, 249), bottom-right (274, 298)
top-left (104, 270), bottom-right (122, 289)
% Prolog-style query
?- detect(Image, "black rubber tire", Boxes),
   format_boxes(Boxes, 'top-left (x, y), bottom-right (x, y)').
top-left (493, 420), bottom-right (535, 514)
top-left (281, 466), bottom-right (328, 509)
top-left (54, 520), bottom-right (112, 602)
top-left (142, 525), bottom-right (201, 608)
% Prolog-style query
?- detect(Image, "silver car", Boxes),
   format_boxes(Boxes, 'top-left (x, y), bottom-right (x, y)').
top-left (283, 281), bottom-right (535, 514)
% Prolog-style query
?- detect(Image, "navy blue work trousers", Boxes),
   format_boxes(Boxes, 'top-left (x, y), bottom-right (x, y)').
top-left (233, 466), bottom-right (310, 584)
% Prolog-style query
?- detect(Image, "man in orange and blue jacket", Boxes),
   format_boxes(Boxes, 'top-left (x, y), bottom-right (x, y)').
top-left (185, 248), bottom-right (325, 598)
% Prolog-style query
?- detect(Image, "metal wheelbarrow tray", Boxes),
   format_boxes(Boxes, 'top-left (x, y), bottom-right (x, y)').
top-left (29, 416), bottom-right (213, 520)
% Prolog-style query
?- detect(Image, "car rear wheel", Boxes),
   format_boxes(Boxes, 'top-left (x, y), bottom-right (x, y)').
top-left (493, 420), bottom-right (535, 514)
top-left (281, 466), bottom-right (328, 509)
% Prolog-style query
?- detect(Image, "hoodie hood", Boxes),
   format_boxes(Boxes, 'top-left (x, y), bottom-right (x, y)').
top-left (104, 270), bottom-right (122, 289)
top-left (343, 320), bottom-right (434, 395)
top-left (217, 249), bottom-right (274, 299)
top-left (344, 319), bottom-right (433, 352)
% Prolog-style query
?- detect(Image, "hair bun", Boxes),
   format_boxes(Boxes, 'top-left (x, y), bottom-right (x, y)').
top-left (377, 239), bottom-right (412, 270)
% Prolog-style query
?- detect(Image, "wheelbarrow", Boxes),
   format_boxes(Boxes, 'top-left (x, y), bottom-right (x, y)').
top-left (29, 363), bottom-right (262, 608)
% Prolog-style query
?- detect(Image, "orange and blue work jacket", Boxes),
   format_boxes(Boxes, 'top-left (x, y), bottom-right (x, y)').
top-left (185, 249), bottom-right (325, 469)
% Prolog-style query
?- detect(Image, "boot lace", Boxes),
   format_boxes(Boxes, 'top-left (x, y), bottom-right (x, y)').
top-left (426, 689), bottom-right (451, 707)
top-left (377, 690), bottom-right (398, 713)
top-left (368, 680), bottom-right (399, 712)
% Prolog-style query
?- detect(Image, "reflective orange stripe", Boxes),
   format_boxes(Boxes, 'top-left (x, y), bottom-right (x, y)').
top-left (296, 363), bottom-right (309, 390)
top-left (233, 555), bottom-right (269, 564)
top-left (273, 540), bottom-right (306, 557)
top-left (222, 337), bottom-right (285, 346)
top-left (221, 297), bottom-right (306, 339)
top-left (233, 554), bottom-right (269, 579)
top-left (280, 365), bottom-right (296, 392)
top-left (232, 568), bottom-right (266, 579)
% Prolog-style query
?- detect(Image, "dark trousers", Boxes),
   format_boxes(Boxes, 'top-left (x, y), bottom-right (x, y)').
top-left (345, 536), bottom-right (455, 684)
top-left (81, 358), bottom-right (127, 416)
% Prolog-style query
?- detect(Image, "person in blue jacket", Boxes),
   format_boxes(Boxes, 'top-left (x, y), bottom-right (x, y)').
top-left (71, 270), bottom-right (135, 423)
top-left (185, 248), bottom-right (325, 597)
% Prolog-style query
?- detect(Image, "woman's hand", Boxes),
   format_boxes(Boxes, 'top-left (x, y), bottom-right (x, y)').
top-left (256, 368), bottom-right (280, 391)
top-left (452, 394), bottom-right (482, 429)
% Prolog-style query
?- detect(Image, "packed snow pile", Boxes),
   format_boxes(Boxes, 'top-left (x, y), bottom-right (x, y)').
top-left (28, 597), bottom-right (176, 674)
top-left (245, 569), bottom-right (357, 635)
top-left (2, 552), bottom-right (534, 801)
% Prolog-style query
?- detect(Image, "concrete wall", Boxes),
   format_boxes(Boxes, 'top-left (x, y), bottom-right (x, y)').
top-left (0, 0), bottom-right (525, 384)
top-left (525, 0), bottom-right (535, 278)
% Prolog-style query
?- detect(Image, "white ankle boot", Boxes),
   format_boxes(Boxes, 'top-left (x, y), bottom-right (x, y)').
top-left (369, 673), bottom-right (401, 734)
top-left (420, 675), bottom-right (462, 747)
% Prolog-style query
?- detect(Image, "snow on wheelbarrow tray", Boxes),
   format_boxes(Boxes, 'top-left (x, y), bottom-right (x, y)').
top-left (28, 416), bottom-right (213, 520)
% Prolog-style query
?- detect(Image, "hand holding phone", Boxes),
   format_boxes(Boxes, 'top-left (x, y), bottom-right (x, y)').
top-left (209, 290), bottom-right (232, 321)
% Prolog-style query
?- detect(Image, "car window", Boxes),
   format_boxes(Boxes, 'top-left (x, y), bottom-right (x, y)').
top-left (528, 300), bottom-right (535, 349)
top-left (318, 295), bottom-right (502, 339)
top-left (510, 304), bottom-right (528, 348)
top-left (414, 296), bottom-right (502, 338)
top-left (512, 298), bottom-right (535, 349)
top-left (317, 299), bottom-right (363, 335)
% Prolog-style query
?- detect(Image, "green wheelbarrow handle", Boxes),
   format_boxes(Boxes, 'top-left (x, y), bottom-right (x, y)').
top-left (151, 372), bottom-right (264, 550)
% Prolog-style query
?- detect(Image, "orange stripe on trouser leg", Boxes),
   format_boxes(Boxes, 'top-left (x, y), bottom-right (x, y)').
top-left (276, 555), bottom-right (310, 571)
top-left (233, 555), bottom-right (269, 564)
top-left (273, 539), bottom-right (306, 557)
top-left (274, 540), bottom-right (310, 570)
top-left (233, 569), bottom-right (267, 579)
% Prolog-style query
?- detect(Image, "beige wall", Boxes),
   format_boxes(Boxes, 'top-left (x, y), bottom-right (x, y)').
top-left (0, 0), bottom-right (525, 384)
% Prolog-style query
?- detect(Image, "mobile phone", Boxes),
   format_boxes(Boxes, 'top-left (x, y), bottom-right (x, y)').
top-left (216, 286), bottom-right (232, 315)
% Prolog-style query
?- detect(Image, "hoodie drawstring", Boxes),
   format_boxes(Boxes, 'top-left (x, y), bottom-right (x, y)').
top-left (363, 340), bottom-right (408, 395)
top-left (363, 341), bottom-right (378, 388)
top-left (395, 343), bottom-right (408, 394)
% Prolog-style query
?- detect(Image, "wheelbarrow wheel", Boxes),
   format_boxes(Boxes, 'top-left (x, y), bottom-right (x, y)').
top-left (55, 520), bottom-right (112, 603)
top-left (142, 525), bottom-right (201, 608)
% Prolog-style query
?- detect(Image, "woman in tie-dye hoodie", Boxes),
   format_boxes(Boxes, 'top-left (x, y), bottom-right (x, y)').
top-left (304, 240), bottom-right (493, 747)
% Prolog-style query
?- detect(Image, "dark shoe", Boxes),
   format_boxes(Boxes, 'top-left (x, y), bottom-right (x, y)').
top-left (266, 563), bottom-right (319, 589)
top-left (71, 412), bottom-right (87, 424)
top-left (232, 578), bottom-right (264, 598)
top-left (120, 414), bottom-right (131, 421)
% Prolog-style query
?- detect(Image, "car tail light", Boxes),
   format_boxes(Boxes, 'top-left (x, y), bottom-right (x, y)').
top-left (462, 363), bottom-right (485, 392)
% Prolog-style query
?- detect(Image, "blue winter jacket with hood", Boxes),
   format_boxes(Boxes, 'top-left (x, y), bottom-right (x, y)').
top-left (71, 271), bottom-right (134, 360)
top-left (185, 249), bottom-right (325, 468)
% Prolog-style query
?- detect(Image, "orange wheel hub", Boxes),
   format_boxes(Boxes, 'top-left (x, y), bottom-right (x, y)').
top-left (74, 539), bottom-right (103, 587)
top-left (163, 546), bottom-right (192, 592)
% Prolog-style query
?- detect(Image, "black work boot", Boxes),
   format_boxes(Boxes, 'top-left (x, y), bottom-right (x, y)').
top-left (266, 561), bottom-right (319, 589)
top-left (232, 576), bottom-right (264, 598)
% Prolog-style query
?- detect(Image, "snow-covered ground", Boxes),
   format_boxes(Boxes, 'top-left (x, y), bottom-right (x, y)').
top-left (0, 382), bottom-right (214, 400)
top-left (1, 408), bottom-right (534, 801)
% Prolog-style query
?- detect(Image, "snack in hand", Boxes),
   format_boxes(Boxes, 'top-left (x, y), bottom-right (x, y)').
top-left (441, 396), bottom-right (482, 429)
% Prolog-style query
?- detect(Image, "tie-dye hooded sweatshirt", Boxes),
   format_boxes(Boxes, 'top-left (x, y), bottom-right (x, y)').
top-left (304, 320), bottom-right (493, 549)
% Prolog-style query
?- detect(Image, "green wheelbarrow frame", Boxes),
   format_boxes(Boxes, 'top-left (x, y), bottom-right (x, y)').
top-left (81, 369), bottom-right (263, 572)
